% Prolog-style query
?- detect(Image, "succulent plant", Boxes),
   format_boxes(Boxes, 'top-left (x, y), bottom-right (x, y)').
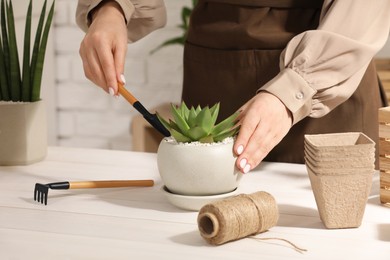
top-left (0, 0), bottom-right (55, 102)
top-left (157, 102), bottom-right (239, 143)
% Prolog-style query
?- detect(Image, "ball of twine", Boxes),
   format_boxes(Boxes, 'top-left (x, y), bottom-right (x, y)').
top-left (197, 191), bottom-right (279, 245)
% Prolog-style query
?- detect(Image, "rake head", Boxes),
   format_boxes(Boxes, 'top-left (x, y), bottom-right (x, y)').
top-left (34, 183), bottom-right (49, 205)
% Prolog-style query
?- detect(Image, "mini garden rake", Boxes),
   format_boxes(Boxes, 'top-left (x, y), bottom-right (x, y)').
top-left (34, 179), bottom-right (154, 205)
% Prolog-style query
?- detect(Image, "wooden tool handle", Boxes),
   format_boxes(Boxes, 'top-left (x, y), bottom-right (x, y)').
top-left (118, 82), bottom-right (137, 105)
top-left (69, 180), bottom-right (154, 189)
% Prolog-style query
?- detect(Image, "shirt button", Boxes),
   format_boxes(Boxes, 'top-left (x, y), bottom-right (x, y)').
top-left (295, 92), bottom-right (304, 100)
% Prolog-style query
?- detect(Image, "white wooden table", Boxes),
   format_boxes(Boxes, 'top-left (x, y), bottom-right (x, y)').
top-left (0, 147), bottom-right (389, 259)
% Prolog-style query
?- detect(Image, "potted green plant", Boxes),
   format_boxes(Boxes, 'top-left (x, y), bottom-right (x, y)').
top-left (156, 102), bottom-right (242, 207)
top-left (0, 0), bottom-right (55, 165)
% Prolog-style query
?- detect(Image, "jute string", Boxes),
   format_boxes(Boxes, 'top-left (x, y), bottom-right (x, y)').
top-left (197, 191), bottom-right (307, 253)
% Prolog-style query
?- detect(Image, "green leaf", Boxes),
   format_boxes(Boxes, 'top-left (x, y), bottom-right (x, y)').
top-left (150, 36), bottom-right (185, 54)
top-left (21, 0), bottom-right (32, 101)
top-left (7, 0), bottom-right (21, 101)
top-left (0, 37), bottom-right (10, 100)
top-left (195, 106), bottom-right (212, 134)
top-left (167, 119), bottom-right (182, 133)
top-left (209, 102), bottom-right (219, 127)
top-left (1, 0), bottom-right (10, 97)
top-left (214, 127), bottom-right (239, 142)
top-left (199, 135), bottom-right (214, 143)
top-left (187, 107), bottom-right (197, 127)
top-left (195, 105), bottom-right (201, 114)
top-left (171, 128), bottom-right (192, 143)
top-left (30, 0), bottom-right (47, 92)
top-left (209, 103), bottom-right (219, 116)
top-left (179, 101), bottom-right (190, 120)
top-left (187, 126), bottom-right (208, 141)
top-left (31, 0), bottom-right (55, 102)
top-left (171, 103), bottom-right (190, 134)
top-left (156, 112), bottom-right (172, 133)
top-left (212, 111), bottom-right (239, 135)
top-left (181, 7), bottom-right (192, 29)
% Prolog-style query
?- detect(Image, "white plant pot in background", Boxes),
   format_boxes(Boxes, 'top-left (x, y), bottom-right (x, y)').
top-left (0, 100), bottom-right (47, 165)
top-left (157, 137), bottom-right (242, 196)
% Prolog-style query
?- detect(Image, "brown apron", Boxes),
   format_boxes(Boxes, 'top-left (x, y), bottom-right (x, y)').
top-left (182, 0), bottom-right (387, 166)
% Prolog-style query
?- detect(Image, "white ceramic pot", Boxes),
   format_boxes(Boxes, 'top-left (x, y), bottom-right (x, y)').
top-left (0, 100), bottom-right (47, 165)
top-left (157, 138), bottom-right (242, 196)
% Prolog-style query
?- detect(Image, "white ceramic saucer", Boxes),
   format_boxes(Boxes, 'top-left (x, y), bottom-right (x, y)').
top-left (161, 186), bottom-right (238, 211)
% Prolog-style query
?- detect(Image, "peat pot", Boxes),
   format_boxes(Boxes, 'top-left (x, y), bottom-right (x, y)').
top-left (157, 137), bottom-right (242, 196)
top-left (304, 132), bottom-right (375, 228)
top-left (0, 100), bottom-right (47, 165)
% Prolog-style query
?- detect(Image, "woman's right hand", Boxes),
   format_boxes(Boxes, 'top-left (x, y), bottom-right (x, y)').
top-left (79, 1), bottom-right (128, 96)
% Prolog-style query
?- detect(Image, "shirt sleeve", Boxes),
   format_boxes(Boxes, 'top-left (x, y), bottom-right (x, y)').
top-left (76, 0), bottom-right (167, 43)
top-left (259, 0), bottom-right (390, 125)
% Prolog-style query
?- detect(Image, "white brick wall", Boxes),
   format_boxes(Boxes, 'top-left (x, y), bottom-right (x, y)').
top-left (54, 0), bottom-right (189, 150)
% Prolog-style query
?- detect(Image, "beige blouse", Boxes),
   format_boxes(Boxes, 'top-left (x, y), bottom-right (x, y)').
top-left (76, 0), bottom-right (390, 125)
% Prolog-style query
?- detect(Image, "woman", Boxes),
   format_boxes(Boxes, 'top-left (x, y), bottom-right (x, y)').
top-left (76, 0), bottom-right (390, 173)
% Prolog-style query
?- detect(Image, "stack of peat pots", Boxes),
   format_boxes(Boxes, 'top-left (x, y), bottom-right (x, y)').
top-left (304, 132), bottom-right (375, 229)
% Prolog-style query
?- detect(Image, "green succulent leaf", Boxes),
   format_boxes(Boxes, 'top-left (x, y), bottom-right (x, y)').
top-left (187, 126), bottom-right (208, 141)
top-left (214, 127), bottom-right (239, 142)
top-left (212, 111), bottom-right (239, 135)
top-left (168, 119), bottom-right (182, 133)
top-left (187, 106), bottom-right (197, 127)
top-left (195, 106), bottom-right (212, 134)
top-left (171, 128), bottom-right (192, 143)
top-left (179, 101), bottom-right (190, 120)
top-left (158, 102), bottom-right (239, 143)
top-left (209, 102), bottom-right (219, 127)
top-left (156, 112), bottom-right (172, 132)
top-left (209, 102), bottom-right (219, 116)
top-left (171, 103), bottom-right (190, 133)
top-left (199, 135), bottom-right (214, 143)
top-left (195, 105), bottom-right (201, 114)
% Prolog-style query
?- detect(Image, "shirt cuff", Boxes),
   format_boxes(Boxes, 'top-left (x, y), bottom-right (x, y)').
top-left (258, 68), bottom-right (317, 125)
top-left (87, 0), bottom-right (135, 26)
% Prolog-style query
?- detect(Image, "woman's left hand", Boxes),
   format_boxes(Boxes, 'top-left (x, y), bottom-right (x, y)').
top-left (234, 92), bottom-right (293, 173)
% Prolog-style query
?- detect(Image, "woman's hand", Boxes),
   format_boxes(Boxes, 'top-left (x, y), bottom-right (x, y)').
top-left (79, 1), bottom-right (128, 96)
top-left (234, 92), bottom-right (293, 173)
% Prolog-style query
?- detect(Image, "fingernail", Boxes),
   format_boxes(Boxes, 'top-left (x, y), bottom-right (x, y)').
top-left (236, 145), bottom-right (244, 155)
top-left (243, 164), bottom-right (251, 174)
top-left (120, 74), bottom-right (126, 84)
top-left (239, 158), bottom-right (247, 169)
top-left (108, 87), bottom-right (115, 96)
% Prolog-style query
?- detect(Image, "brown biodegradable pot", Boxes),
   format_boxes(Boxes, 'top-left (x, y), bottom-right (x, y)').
top-left (306, 164), bottom-right (374, 229)
top-left (304, 132), bottom-right (375, 229)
